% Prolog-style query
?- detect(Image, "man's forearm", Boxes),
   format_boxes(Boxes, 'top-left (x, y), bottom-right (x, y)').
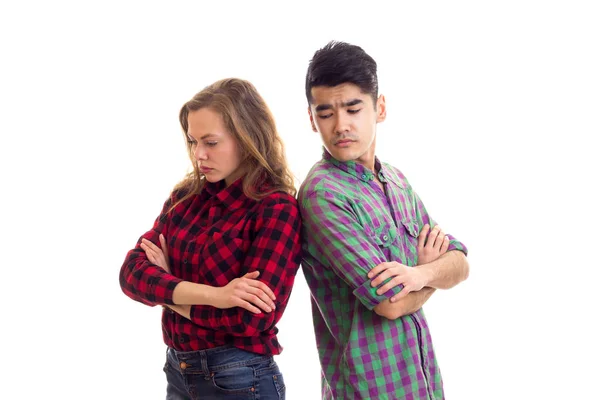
top-left (374, 287), bottom-right (436, 320)
top-left (417, 250), bottom-right (469, 289)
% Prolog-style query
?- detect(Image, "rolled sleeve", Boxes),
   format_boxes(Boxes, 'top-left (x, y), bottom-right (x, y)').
top-left (119, 192), bottom-right (184, 306)
top-left (301, 189), bottom-right (402, 310)
top-left (413, 189), bottom-right (468, 257)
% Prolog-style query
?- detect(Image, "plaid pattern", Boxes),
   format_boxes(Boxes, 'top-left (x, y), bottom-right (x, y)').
top-left (120, 178), bottom-right (302, 355)
top-left (299, 150), bottom-right (467, 399)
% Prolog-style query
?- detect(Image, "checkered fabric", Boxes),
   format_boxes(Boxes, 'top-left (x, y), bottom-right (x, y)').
top-left (120, 178), bottom-right (302, 355)
top-left (299, 150), bottom-right (467, 399)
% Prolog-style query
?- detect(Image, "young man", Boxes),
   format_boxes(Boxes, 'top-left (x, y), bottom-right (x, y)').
top-left (299, 41), bottom-right (469, 399)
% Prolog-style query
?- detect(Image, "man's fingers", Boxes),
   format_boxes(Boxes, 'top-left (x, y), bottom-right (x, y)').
top-left (370, 269), bottom-right (398, 287)
top-left (417, 224), bottom-right (430, 249)
top-left (441, 236), bottom-right (450, 253)
top-left (426, 225), bottom-right (441, 248)
top-left (368, 262), bottom-right (395, 278)
top-left (390, 286), bottom-right (412, 302)
top-left (376, 276), bottom-right (404, 295)
top-left (433, 230), bottom-right (445, 250)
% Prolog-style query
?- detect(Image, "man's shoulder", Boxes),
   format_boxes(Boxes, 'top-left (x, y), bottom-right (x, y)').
top-left (380, 160), bottom-right (411, 190)
top-left (298, 161), bottom-right (350, 200)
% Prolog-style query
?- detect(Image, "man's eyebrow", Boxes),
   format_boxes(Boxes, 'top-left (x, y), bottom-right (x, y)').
top-left (343, 99), bottom-right (363, 107)
top-left (315, 104), bottom-right (333, 112)
top-left (315, 99), bottom-right (363, 112)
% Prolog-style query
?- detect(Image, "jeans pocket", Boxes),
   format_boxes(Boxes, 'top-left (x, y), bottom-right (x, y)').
top-left (273, 373), bottom-right (285, 399)
top-left (211, 366), bottom-right (255, 394)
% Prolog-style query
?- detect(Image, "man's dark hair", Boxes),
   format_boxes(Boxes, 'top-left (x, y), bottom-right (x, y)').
top-left (305, 41), bottom-right (379, 106)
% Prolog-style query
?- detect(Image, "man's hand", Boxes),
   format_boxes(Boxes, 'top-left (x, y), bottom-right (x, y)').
top-left (212, 271), bottom-right (277, 314)
top-left (141, 234), bottom-right (171, 274)
top-left (417, 224), bottom-right (449, 265)
top-left (368, 262), bottom-right (429, 302)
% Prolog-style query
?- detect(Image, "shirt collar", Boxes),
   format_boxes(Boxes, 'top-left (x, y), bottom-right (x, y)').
top-left (322, 148), bottom-right (384, 184)
top-left (204, 177), bottom-right (249, 210)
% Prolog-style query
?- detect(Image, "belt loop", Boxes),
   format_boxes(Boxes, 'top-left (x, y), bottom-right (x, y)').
top-left (200, 350), bottom-right (210, 377)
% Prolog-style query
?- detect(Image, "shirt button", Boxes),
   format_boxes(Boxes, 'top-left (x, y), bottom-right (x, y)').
top-left (361, 174), bottom-right (366, 179)
top-left (183, 259), bottom-right (187, 264)
top-left (382, 235), bottom-right (389, 241)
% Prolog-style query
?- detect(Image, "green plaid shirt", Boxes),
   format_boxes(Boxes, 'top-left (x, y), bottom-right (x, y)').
top-left (299, 150), bottom-right (468, 399)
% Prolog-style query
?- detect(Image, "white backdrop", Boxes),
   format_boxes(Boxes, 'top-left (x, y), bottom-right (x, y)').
top-left (1, 1), bottom-right (599, 399)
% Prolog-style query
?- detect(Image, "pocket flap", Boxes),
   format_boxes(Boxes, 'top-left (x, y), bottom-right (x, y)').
top-left (401, 220), bottom-right (419, 238)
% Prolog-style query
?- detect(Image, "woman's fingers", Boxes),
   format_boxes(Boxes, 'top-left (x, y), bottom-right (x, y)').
top-left (243, 272), bottom-right (276, 301)
top-left (235, 299), bottom-right (261, 314)
top-left (159, 234), bottom-right (168, 258)
top-left (239, 290), bottom-right (272, 313)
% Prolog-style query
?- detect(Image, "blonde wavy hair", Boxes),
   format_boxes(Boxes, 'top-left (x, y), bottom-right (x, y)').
top-left (172, 78), bottom-right (296, 207)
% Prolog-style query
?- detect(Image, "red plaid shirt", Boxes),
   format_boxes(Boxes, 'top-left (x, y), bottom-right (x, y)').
top-left (119, 178), bottom-right (302, 355)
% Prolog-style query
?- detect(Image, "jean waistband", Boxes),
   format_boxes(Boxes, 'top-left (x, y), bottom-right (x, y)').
top-left (166, 346), bottom-right (273, 375)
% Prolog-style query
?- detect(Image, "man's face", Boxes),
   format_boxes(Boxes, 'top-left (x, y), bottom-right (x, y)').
top-left (308, 83), bottom-right (386, 170)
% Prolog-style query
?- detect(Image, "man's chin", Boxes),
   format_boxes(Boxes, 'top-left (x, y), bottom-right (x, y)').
top-left (325, 147), bottom-right (353, 162)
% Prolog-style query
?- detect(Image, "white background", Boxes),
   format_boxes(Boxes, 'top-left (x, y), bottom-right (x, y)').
top-left (1, 1), bottom-right (599, 399)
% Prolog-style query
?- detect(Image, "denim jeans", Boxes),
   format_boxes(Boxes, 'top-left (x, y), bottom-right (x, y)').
top-left (164, 346), bottom-right (285, 399)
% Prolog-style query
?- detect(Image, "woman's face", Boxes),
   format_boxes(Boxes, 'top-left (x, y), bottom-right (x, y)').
top-left (186, 108), bottom-right (245, 186)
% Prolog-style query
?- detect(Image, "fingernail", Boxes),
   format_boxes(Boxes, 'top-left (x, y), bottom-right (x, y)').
top-left (391, 297), bottom-right (396, 302)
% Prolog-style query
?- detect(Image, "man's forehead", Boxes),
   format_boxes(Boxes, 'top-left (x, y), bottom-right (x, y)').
top-left (310, 84), bottom-right (370, 106)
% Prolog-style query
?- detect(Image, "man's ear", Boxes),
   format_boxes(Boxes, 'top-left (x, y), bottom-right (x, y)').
top-left (308, 107), bottom-right (318, 132)
top-left (376, 94), bottom-right (387, 123)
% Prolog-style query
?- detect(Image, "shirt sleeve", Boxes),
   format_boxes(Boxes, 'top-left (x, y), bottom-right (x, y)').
top-left (189, 197), bottom-right (302, 337)
top-left (411, 188), bottom-right (468, 256)
top-left (119, 192), bottom-right (184, 306)
top-left (300, 188), bottom-right (403, 310)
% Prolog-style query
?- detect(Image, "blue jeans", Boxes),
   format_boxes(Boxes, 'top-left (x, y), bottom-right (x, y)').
top-left (164, 346), bottom-right (285, 399)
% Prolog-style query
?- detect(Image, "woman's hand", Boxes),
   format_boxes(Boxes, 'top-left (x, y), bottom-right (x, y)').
top-left (141, 234), bottom-right (171, 274)
top-left (212, 271), bottom-right (277, 314)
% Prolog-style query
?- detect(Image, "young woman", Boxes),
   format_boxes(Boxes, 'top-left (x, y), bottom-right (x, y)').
top-left (119, 78), bottom-right (301, 399)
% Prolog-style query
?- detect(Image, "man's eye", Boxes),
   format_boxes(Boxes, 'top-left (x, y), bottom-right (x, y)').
top-left (347, 109), bottom-right (361, 114)
top-left (318, 113), bottom-right (333, 119)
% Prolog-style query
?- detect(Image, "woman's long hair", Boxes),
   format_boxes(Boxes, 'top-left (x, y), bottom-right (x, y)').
top-left (173, 78), bottom-right (296, 207)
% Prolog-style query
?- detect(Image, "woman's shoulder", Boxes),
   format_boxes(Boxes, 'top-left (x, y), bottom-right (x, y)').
top-left (258, 190), bottom-right (299, 209)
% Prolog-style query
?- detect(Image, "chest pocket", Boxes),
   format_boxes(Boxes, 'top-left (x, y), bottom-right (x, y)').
top-left (199, 231), bottom-right (248, 286)
top-left (400, 219), bottom-right (420, 265)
